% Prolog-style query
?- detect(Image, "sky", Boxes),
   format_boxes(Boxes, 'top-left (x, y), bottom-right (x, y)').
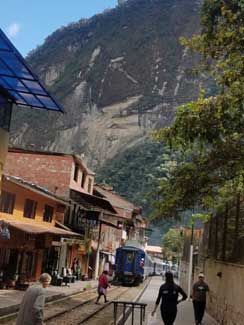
top-left (1, 0), bottom-right (118, 57)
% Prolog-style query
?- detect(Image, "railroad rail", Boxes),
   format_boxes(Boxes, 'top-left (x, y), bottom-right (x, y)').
top-left (1, 280), bottom-right (150, 325)
top-left (46, 286), bottom-right (131, 324)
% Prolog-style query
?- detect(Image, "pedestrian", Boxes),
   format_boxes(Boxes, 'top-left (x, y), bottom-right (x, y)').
top-left (151, 271), bottom-right (187, 325)
top-left (95, 270), bottom-right (110, 304)
top-left (192, 273), bottom-right (209, 325)
top-left (16, 273), bottom-right (52, 325)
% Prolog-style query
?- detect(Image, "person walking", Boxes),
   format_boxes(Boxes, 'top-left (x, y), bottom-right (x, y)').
top-left (192, 273), bottom-right (209, 325)
top-left (16, 273), bottom-right (52, 325)
top-left (95, 270), bottom-right (110, 304)
top-left (151, 271), bottom-right (187, 325)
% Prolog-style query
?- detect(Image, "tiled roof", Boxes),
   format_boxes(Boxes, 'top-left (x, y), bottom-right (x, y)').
top-left (94, 185), bottom-right (135, 211)
top-left (3, 174), bottom-right (68, 205)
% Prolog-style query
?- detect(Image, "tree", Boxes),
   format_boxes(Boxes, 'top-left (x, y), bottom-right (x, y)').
top-left (152, 0), bottom-right (244, 220)
top-left (162, 228), bottom-right (183, 261)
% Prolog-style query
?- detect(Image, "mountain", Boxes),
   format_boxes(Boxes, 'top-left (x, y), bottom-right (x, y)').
top-left (10, 0), bottom-right (202, 169)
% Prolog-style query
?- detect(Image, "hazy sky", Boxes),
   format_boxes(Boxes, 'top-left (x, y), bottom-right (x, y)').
top-left (1, 0), bottom-right (118, 57)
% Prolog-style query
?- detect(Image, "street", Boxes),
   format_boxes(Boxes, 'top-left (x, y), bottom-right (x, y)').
top-left (126, 276), bottom-right (218, 325)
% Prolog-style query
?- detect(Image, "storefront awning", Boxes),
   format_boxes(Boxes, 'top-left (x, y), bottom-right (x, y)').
top-left (0, 29), bottom-right (63, 112)
top-left (70, 189), bottom-right (117, 214)
top-left (7, 220), bottom-right (81, 237)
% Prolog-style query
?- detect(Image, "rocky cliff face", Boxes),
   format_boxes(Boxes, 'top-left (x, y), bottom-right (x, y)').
top-left (10, 0), bottom-right (202, 168)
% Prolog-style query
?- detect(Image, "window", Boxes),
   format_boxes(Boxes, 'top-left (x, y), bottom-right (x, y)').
top-left (73, 163), bottom-right (79, 182)
top-left (81, 172), bottom-right (86, 188)
top-left (88, 178), bottom-right (92, 193)
top-left (43, 205), bottom-right (54, 223)
top-left (0, 191), bottom-right (15, 214)
top-left (23, 199), bottom-right (37, 219)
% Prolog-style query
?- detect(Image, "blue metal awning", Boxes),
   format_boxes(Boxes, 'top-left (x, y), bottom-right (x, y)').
top-left (0, 29), bottom-right (63, 112)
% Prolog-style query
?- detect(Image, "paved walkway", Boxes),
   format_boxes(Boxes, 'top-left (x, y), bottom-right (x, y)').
top-left (0, 280), bottom-right (97, 317)
top-left (126, 276), bottom-right (218, 325)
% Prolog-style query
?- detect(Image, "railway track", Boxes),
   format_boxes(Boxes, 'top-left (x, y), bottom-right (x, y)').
top-left (45, 286), bottom-right (130, 325)
top-left (0, 280), bottom-right (149, 325)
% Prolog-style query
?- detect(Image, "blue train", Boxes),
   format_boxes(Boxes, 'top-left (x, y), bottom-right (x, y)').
top-left (114, 246), bottom-right (163, 286)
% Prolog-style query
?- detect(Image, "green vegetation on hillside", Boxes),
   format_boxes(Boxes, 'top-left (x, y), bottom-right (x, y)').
top-left (96, 140), bottom-right (178, 242)
top-left (152, 0), bottom-right (244, 220)
top-left (96, 141), bottom-right (165, 215)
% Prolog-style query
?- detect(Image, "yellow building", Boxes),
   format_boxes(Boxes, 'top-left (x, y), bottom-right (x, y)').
top-left (0, 174), bottom-right (79, 285)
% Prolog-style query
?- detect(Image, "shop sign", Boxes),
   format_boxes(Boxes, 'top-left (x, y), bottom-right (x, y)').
top-left (64, 238), bottom-right (85, 246)
top-left (0, 220), bottom-right (10, 240)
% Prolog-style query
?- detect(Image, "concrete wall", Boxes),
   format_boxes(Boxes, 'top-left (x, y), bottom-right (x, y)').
top-left (204, 259), bottom-right (244, 325)
top-left (180, 259), bottom-right (244, 325)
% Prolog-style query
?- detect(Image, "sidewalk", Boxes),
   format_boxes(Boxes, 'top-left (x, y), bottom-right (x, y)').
top-left (0, 280), bottom-right (97, 317)
top-left (176, 300), bottom-right (217, 325)
top-left (126, 276), bottom-right (218, 325)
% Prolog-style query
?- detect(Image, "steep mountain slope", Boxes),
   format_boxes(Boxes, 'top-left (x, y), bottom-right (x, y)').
top-left (10, 0), bottom-right (202, 168)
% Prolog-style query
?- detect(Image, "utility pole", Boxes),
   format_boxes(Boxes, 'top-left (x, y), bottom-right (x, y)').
top-left (187, 223), bottom-right (194, 299)
top-left (94, 214), bottom-right (103, 280)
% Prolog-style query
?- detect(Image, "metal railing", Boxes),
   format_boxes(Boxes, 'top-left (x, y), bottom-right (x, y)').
top-left (112, 300), bottom-right (147, 325)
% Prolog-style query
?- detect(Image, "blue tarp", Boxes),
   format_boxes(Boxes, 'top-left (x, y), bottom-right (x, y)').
top-left (0, 29), bottom-right (63, 112)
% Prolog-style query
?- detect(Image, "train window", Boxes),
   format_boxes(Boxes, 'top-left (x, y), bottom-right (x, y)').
top-left (127, 252), bottom-right (134, 262)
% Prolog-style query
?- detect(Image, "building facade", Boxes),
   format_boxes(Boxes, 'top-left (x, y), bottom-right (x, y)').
top-left (0, 175), bottom-right (78, 287)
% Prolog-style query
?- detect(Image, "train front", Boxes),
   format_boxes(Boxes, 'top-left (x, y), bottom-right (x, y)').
top-left (114, 247), bottom-right (145, 286)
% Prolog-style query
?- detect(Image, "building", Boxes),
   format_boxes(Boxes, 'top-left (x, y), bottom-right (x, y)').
top-left (94, 184), bottom-right (148, 247)
top-left (4, 148), bottom-right (94, 198)
top-left (0, 174), bottom-right (79, 286)
top-left (145, 245), bottom-right (163, 259)
top-left (4, 149), bottom-right (121, 278)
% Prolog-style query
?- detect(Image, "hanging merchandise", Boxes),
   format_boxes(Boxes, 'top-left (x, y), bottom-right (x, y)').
top-left (86, 249), bottom-right (92, 255)
top-left (0, 220), bottom-right (10, 240)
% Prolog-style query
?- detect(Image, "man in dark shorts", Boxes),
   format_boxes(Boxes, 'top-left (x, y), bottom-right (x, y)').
top-left (151, 271), bottom-right (187, 325)
top-left (192, 273), bottom-right (209, 325)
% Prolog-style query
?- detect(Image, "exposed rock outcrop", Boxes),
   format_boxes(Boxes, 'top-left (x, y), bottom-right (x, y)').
top-left (10, 0), bottom-right (202, 168)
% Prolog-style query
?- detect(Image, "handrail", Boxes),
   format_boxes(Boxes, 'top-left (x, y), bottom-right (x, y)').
top-left (112, 300), bottom-right (147, 325)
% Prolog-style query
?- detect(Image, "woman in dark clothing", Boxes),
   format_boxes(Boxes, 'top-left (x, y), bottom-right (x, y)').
top-left (151, 272), bottom-right (187, 325)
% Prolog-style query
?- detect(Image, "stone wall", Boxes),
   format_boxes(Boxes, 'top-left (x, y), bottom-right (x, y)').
top-left (180, 259), bottom-right (244, 325)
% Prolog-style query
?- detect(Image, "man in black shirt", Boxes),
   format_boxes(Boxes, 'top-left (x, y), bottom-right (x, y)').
top-left (192, 273), bottom-right (209, 325)
top-left (151, 272), bottom-right (187, 325)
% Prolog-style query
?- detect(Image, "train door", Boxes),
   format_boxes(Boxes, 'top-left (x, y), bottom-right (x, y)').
top-left (122, 250), bottom-right (135, 275)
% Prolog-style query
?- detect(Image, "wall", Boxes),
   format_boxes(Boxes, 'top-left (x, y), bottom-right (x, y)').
top-left (180, 259), bottom-right (244, 325)
top-left (4, 152), bottom-right (73, 197)
top-left (0, 178), bottom-right (57, 227)
top-left (0, 128), bottom-right (9, 192)
top-left (5, 151), bottom-right (95, 197)
top-left (69, 162), bottom-right (94, 195)
top-left (205, 259), bottom-right (244, 325)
